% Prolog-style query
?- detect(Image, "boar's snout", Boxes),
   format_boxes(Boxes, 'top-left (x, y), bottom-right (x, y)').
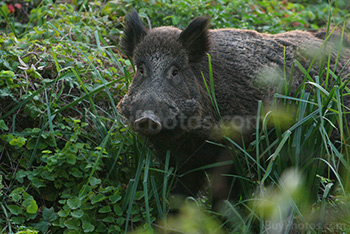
top-left (134, 111), bottom-right (162, 136)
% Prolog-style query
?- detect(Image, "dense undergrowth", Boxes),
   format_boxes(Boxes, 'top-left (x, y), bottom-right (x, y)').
top-left (0, 0), bottom-right (350, 233)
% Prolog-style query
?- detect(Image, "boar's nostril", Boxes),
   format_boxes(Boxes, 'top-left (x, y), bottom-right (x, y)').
top-left (134, 117), bottom-right (162, 136)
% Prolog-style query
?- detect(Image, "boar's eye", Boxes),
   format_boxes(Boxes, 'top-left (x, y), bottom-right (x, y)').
top-left (139, 67), bottom-right (144, 75)
top-left (170, 67), bottom-right (179, 78)
top-left (137, 64), bottom-right (145, 76)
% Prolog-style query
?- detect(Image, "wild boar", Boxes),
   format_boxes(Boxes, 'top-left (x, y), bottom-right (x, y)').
top-left (117, 10), bottom-right (350, 208)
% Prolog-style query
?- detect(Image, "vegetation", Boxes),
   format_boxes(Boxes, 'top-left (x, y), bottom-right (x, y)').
top-left (0, 0), bottom-right (350, 233)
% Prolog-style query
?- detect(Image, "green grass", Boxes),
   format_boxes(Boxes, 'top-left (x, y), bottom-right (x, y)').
top-left (0, 0), bottom-right (350, 233)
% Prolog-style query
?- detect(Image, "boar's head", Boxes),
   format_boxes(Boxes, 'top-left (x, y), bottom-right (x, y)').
top-left (117, 10), bottom-right (216, 139)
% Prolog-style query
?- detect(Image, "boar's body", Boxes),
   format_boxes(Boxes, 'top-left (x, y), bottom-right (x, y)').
top-left (118, 11), bottom-right (350, 206)
top-left (207, 29), bottom-right (350, 116)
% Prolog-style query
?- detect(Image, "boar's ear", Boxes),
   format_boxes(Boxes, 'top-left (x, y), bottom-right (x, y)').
top-left (179, 16), bottom-right (210, 63)
top-left (121, 10), bottom-right (147, 58)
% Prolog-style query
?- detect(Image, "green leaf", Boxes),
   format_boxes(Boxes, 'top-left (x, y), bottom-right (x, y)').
top-left (57, 209), bottom-right (69, 218)
top-left (0, 5), bottom-right (9, 17)
top-left (31, 177), bottom-right (45, 188)
top-left (102, 216), bottom-right (114, 223)
top-left (11, 216), bottom-right (25, 224)
top-left (0, 87), bottom-right (13, 98)
top-left (26, 200), bottom-right (38, 214)
top-left (66, 153), bottom-right (76, 164)
top-left (0, 70), bottom-right (15, 80)
top-left (15, 170), bottom-right (27, 183)
top-left (109, 194), bottom-right (122, 203)
top-left (82, 220), bottom-right (95, 232)
top-left (109, 225), bottom-right (121, 232)
top-left (22, 192), bottom-right (33, 203)
top-left (9, 136), bottom-right (27, 147)
top-left (71, 209), bottom-right (84, 218)
top-left (89, 177), bottom-right (101, 186)
top-left (131, 215), bottom-right (141, 222)
top-left (113, 204), bottom-right (122, 216)
top-left (116, 217), bottom-right (125, 225)
top-left (0, 119), bottom-right (8, 131)
top-left (9, 188), bottom-right (23, 202)
top-left (78, 184), bottom-right (92, 199)
top-left (35, 220), bottom-right (49, 233)
top-left (70, 168), bottom-right (83, 178)
top-left (42, 207), bottom-right (58, 222)
top-left (91, 194), bottom-right (106, 204)
top-left (98, 206), bottom-right (111, 213)
top-left (64, 218), bottom-right (80, 230)
top-left (67, 197), bottom-right (81, 209)
top-left (7, 205), bottom-right (22, 215)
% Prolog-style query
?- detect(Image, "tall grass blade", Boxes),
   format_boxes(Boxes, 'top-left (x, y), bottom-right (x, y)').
top-left (124, 149), bottom-right (146, 233)
top-left (44, 89), bottom-right (57, 148)
top-left (201, 54), bottom-right (221, 118)
top-left (143, 150), bottom-right (152, 229)
top-left (151, 175), bottom-right (163, 216)
top-left (316, 158), bottom-right (346, 196)
top-left (107, 138), bottom-right (125, 179)
top-left (256, 101), bottom-right (262, 181)
top-left (163, 151), bottom-right (171, 216)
